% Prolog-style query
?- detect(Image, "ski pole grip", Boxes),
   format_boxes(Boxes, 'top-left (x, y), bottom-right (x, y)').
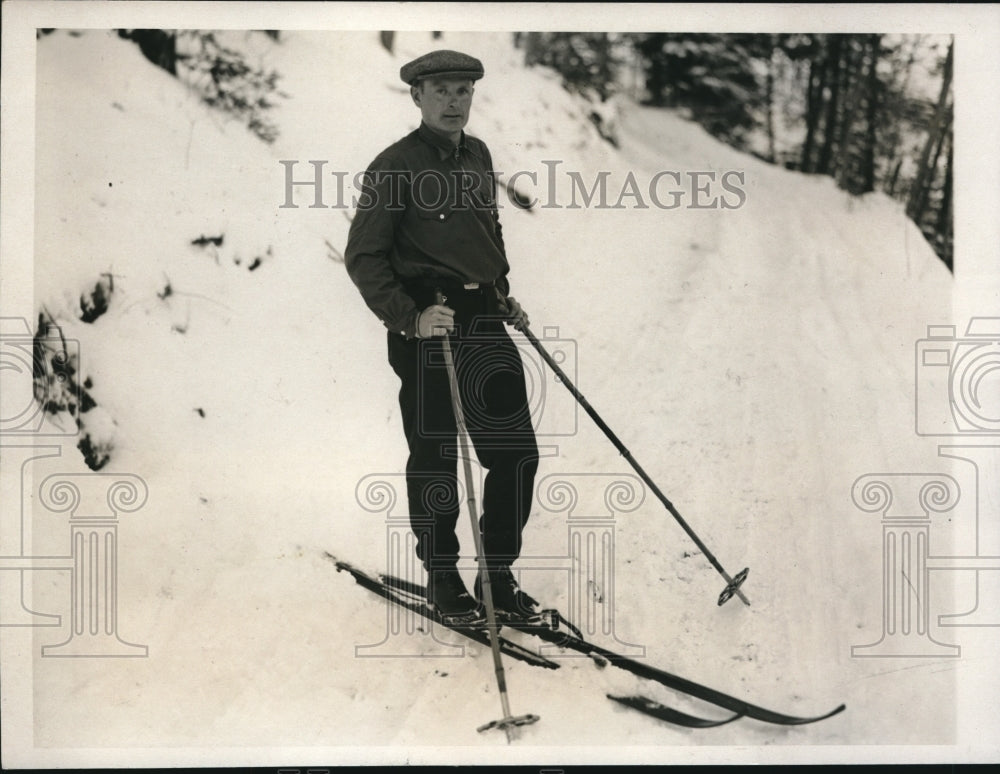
top-left (431, 288), bottom-right (451, 339)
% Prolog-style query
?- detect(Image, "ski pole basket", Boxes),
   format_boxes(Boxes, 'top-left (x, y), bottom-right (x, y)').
top-left (717, 567), bottom-right (750, 607)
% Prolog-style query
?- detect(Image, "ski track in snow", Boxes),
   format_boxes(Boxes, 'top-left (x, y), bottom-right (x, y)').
top-left (28, 29), bottom-right (960, 756)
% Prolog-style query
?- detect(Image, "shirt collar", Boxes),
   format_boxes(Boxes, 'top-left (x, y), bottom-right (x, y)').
top-left (417, 122), bottom-right (482, 161)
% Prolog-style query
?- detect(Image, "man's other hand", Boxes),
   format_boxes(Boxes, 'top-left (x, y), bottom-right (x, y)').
top-left (497, 293), bottom-right (529, 332)
top-left (417, 304), bottom-right (456, 338)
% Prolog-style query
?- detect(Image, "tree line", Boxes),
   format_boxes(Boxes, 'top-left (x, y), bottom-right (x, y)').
top-left (516, 32), bottom-right (954, 271)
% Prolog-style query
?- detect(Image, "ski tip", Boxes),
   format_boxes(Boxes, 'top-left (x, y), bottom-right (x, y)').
top-left (780, 702), bottom-right (847, 725)
top-left (785, 703), bottom-right (847, 725)
top-left (322, 552), bottom-right (354, 575)
top-left (816, 703), bottom-right (847, 719)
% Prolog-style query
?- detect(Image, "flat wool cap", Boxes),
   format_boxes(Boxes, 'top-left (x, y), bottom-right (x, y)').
top-left (400, 49), bottom-right (484, 85)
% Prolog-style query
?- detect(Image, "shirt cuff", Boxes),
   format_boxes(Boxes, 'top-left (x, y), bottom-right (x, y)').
top-left (400, 307), bottom-right (421, 340)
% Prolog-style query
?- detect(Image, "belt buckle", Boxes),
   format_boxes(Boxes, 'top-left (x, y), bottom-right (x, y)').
top-left (463, 282), bottom-right (480, 290)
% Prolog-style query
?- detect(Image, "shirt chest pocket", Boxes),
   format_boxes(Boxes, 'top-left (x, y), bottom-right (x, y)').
top-left (412, 172), bottom-right (454, 221)
top-left (411, 170), bottom-right (494, 220)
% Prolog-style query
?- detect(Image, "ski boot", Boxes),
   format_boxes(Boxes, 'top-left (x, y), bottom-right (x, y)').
top-left (475, 565), bottom-right (539, 619)
top-left (428, 567), bottom-right (482, 624)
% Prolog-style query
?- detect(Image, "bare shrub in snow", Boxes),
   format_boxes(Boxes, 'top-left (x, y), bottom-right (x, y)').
top-left (175, 31), bottom-right (285, 144)
top-left (33, 312), bottom-right (115, 470)
top-left (79, 272), bottom-right (114, 323)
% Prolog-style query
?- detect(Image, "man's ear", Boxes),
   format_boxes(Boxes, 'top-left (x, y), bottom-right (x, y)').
top-left (410, 83), bottom-right (422, 107)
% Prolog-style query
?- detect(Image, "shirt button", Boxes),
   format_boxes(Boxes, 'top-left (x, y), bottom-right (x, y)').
top-left (438, 213), bottom-right (445, 220)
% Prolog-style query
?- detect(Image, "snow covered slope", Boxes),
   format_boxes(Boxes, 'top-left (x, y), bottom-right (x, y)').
top-left (29, 29), bottom-right (961, 761)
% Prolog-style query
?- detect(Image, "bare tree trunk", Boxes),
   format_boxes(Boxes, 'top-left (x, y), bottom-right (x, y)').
top-left (908, 40), bottom-right (953, 222)
top-left (882, 34), bottom-right (921, 197)
top-left (816, 35), bottom-right (843, 176)
top-left (801, 53), bottom-right (822, 172)
top-left (936, 131), bottom-right (954, 271)
top-left (928, 108), bottom-right (952, 198)
top-left (887, 159), bottom-right (903, 197)
top-left (860, 34), bottom-right (882, 194)
top-left (765, 48), bottom-right (777, 163)
top-left (831, 36), bottom-right (865, 187)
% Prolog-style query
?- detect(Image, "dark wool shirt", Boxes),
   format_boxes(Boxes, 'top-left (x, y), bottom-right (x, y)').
top-left (345, 122), bottom-right (510, 338)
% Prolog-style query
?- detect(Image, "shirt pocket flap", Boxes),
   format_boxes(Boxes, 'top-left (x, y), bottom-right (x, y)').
top-left (415, 203), bottom-right (454, 221)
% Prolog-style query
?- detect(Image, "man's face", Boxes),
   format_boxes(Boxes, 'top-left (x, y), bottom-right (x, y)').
top-left (412, 77), bottom-right (475, 139)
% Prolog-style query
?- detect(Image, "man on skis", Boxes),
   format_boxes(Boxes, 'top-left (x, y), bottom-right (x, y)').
top-left (345, 49), bottom-right (540, 620)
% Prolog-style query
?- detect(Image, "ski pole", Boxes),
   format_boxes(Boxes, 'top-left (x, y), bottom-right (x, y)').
top-left (434, 290), bottom-right (539, 741)
top-left (518, 324), bottom-right (750, 607)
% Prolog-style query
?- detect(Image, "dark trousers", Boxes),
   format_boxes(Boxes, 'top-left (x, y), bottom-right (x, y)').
top-left (387, 284), bottom-right (539, 572)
